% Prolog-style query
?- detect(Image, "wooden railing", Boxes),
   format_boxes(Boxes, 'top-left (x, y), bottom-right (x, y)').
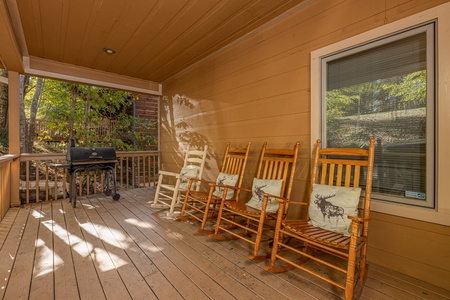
top-left (0, 154), bottom-right (18, 220)
top-left (34, 119), bottom-right (117, 142)
top-left (19, 151), bottom-right (159, 205)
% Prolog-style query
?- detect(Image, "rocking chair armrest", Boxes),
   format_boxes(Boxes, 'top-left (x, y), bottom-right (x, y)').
top-left (287, 200), bottom-right (309, 206)
top-left (206, 181), bottom-right (225, 188)
top-left (259, 193), bottom-right (277, 214)
top-left (211, 183), bottom-right (237, 191)
top-left (228, 186), bottom-right (252, 193)
top-left (261, 194), bottom-right (289, 205)
top-left (261, 194), bottom-right (291, 216)
top-left (262, 195), bottom-right (308, 206)
top-left (186, 178), bottom-right (214, 185)
top-left (158, 170), bottom-right (178, 177)
top-left (347, 215), bottom-right (370, 223)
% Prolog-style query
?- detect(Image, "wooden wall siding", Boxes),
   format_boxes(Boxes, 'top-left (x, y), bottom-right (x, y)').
top-left (160, 0), bottom-right (450, 290)
top-left (135, 94), bottom-right (158, 119)
top-left (369, 212), bottom-right (450, 290)
top-left (135, 94), bottom-right (159, 150)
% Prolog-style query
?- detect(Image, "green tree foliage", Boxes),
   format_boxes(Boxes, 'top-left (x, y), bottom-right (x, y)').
top-left (325, 70), bottom-right (426, 147)
top-left (327, 71), bottom-right (426, 116)
top-left (23, 78), bottom-right (157, 152)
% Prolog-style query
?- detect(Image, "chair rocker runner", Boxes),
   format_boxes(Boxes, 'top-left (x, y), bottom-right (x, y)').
top-left (209, 142), bottom-right (299, 260)
top-left (265, 139), bottom-right (375, 300)
top-left (177, 142), bottom-right (251, 234)
top-left (152, 146), bottom-right (208, 217)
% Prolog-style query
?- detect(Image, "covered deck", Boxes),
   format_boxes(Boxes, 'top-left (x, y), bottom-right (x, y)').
top-left (1, 187), bottom-right (448, 300)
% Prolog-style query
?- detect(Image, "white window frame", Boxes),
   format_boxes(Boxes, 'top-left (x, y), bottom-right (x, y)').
top-left (311, 3), bottom-right (450, 226)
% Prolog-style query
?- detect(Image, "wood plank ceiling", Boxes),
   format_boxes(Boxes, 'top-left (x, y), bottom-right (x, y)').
top-left (4, 0), bottom-right (307, 86)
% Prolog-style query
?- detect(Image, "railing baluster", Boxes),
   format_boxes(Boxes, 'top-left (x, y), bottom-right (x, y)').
top-left (18, 151), bottom-right (158, 203)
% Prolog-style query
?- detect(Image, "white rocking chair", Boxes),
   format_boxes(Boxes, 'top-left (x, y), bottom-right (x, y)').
top-left (151, 146), bottom-right (208, 217)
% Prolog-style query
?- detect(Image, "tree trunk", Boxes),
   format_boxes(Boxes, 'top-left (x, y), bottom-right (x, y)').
top-left (19, 75), bottom-right (30, 153)
top-left (68, 85), bottom-right (77, 144)
top-left (26, 77), bottom-right (44, 153)
top-left (0, 70), bottom-right (8, 146)
top-left (84, 86), bottom-right (91, 146)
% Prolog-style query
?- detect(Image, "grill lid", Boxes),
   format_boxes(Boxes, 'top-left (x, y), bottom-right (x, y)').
top-left (67, 147), bottom-right (117, 163)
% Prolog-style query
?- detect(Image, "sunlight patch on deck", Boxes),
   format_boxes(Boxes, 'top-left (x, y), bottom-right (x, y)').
top-left (34, 238), bottom-right (63, 277)
top-left (125, 218), bottom-right (153, 228)
top-left (31, 209), bottom-right (45, 219)
top-left (80, 222), bottom-right (130, 247)
top-left (92, 247), bottom-right (128, 272)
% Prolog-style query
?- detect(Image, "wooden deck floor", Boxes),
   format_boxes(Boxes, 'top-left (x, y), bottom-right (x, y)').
top-left (1, 187), bottom-right (449, 300)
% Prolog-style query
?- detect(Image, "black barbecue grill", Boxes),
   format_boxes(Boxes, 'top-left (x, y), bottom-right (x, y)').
top-left (66, 145), bottom-right (120, 207)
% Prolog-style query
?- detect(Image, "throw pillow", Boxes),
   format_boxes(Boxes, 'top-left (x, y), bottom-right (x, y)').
top-left (246, 178), bottom-right (283, 213)
top-left (178, 165), bottom-right (199, 190)
top-left (212, 172), bottom-right (239, 200)
top-left (308, 184), bottom-right (361, 236)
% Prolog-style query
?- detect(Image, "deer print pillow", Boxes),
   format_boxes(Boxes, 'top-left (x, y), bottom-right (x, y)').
top-left (308, 184), bottom-right (361, 236)
top-left (213, 172), bottom-right (239, 200)
top-left (246, 178), bottom-right (283, 213)
top-left (178, 165), bottom-right (199, 190)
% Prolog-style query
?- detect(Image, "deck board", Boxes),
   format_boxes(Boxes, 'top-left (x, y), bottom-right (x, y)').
top-left (0, 207), bottom-right (28, 299)
top-left (29, 202), bottom-right (54, 300)
top-left (89, 196), bottom-right (183, 300)
top-left (61, 197), bottom-right (106, 299)
top-left (86, 197), bottom-right (158, 300)
top-left (0, 187), bottom-right (450, 300)
top-left (123, 192), bottom-right (269, 299)
top-left (52, 199), bottom-right (79, 299)
top-left (4, 203), bottom-right (40, 299)
top-left (112, 195), bottom-right (232, 299)
top-left (74, 198), bottom-right (132, 300)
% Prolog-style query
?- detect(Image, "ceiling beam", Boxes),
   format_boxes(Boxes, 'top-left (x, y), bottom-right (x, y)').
top-left (24, 56), bottom-right (162, 95)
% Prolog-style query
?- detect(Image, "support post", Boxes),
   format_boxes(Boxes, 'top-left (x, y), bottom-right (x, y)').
top-left (8, 71), bottom-right (20, 207)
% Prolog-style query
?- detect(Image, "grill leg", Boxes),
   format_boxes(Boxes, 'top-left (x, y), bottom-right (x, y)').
top-left (105, 167), bottom-right (120, 201)
top-left (69, 171), bottom-right (78, 208)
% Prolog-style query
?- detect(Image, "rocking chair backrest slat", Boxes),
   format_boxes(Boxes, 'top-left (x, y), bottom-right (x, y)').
top-left (256, 142), bottom-right (299, 207)
top-left (180, 146), bottom-right (209, 191)
top-left (312, 139), bottom-right (375, 220)
top-left (225, 155), bottom-right (244, 174)
top-left (220, 142), bottom-right (252, 194)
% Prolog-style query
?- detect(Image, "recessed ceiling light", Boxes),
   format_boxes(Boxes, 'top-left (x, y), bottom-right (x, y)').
top-left (102, 48), bottom-right (116, 55)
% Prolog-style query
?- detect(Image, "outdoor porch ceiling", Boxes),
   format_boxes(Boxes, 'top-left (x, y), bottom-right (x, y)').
top-left (1, 0), bottom-right (309, 93)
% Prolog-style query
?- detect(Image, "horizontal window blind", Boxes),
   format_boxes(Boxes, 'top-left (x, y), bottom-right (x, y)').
top-left (321, 23), bottom-right (434, 207)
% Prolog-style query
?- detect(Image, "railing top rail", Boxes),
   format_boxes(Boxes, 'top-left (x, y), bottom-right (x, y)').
top-left (0, 154), bottom-right (19, 167)
top-left (20, 153), bottom-right (67, 161)
top-left (117, 151), bottom-right (159, 157)
top-left (19, 151), bottom-right (159, 162)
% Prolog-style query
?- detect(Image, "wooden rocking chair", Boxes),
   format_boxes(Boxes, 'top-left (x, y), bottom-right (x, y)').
top-left (265, 139), bottom-right (375, 300)
top-left (209, 142), bottom-right (299, 260)
top-left (177, 142), bottom-right (251, 234)
top-left (151, 146), bottom-right (208, 217)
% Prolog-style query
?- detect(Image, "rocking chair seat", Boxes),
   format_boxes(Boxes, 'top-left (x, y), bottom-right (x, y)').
top-left (177, 142), bottom-right (251, 233)
top-left (225, 201), bottom-right (276, 216)
top-left (283, 219), bottom-right (366, 250)
top-left (209, 142), bottom-right (300, 259)
top-left (188, 190), bottom-right (220, 201)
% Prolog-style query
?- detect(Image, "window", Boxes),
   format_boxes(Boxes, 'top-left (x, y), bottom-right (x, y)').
top-left (318, 23), bottom-right (435, 208)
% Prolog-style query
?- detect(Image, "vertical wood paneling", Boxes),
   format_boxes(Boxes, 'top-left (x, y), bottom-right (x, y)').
top-left (161, 0), bottom-right (450, 290)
